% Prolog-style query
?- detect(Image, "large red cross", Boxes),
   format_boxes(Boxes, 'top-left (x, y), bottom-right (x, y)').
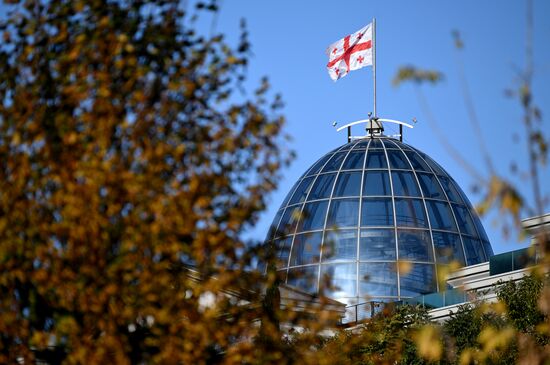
top-left (327, 34), bottom-right (371, 73)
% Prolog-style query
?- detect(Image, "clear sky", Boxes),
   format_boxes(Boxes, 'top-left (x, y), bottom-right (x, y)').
top-left (214, 0), bottom-right (550, 254)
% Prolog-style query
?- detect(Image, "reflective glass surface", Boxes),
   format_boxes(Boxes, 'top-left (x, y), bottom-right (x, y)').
top-left (267, 137), bottom-right (493, 322)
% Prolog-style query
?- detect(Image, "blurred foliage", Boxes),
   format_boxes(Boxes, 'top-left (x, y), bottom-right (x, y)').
top-left (0, 0), bottom-right (333, 363)
top-left (392, 66), bottom-right (443, 87)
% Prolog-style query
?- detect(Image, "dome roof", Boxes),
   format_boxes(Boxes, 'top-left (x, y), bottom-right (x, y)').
top-left (266, 136), bottom-right (493, 321)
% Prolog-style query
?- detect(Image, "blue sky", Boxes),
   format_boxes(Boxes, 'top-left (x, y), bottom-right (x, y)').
top-left (214, 0), bottom-right (550, 254)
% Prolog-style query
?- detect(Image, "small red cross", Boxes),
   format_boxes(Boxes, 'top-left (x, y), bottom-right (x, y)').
top-left (334, 68), bottom-right (340, 76)
top-left (327, 35), bottom-right (371, 73)
top-left (357, 55), bottom-right (364, 64)
top-left (332, 48), bottom-right (338, 55)
top-left (357, 33), bottom-right (363, 39)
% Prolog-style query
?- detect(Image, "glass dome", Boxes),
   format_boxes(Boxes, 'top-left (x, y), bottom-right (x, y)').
top-left (265, 136), bottom-right (493, 321)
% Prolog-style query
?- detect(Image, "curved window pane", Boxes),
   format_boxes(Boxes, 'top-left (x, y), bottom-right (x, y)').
top-left (359, 263), bottom-right (398, 297)
top-left (273, 236), bottom-right (292, 268)
top-left (452, 204), bottom-right (477, 236)
top-left (473, 215), bottom-right (490, 242)
top-left (400, 264), bottom-right (436, 297)
top-left (353, 139), bottom-right (371, 149)
top-left (386, 150), bottom-right (411, 170)
top-left (361, 198), bottom-right (394, 227)
top-left (289, 232), bottom-right (322, 266)
top-left (327, 199), bottom-right (359, 228)
top-left (438, 176), bottom-right (463, 203)
top-left (321, 264), bottom-right (357, 297)
top-left (369, 139), bottom-right (383, 149)
top-left (342, 151), bottom-right (366, 170)
top-left (306, 153), bottom-right (333, 177)
top-left (394, 198), bottom-right (428, 228)
top-left (360, 229), bottom-right (396, 260)
top-left (278, 205), bottom-right (302, 236)
top-left (288, 176), bottom-right (314, 205)
top-left (482, 240), bottom-right (494, 257)
top-left (417, 173), bottom-right (445, 199)
top-left (365, 151), bottom-right (387, 169)
top-left (321, 152), bottom-right (347, 172)
top-left (363, 170), bottom-right (391, 196)
top-left (267, 209), bottom-right (284, 240)
top-left (298, 201), bottom-right (329, 232)
top-left (333, 171), bottom-right (362, 197)
top-left (427, 200), bottom-right (457, 231)
top-left (463, 237), bottom-right (486, 265)
top-left (391, 171), bottom-right (421, 197)
top-left (287, 266), bottom-right (318, 293)
top-left (431, 231), bottom-right (465, 265)
top-left (323, 230), bottom-right (357, 262)
top-left (279, 181), bottom-right (299, 209)
top-left (421, 153), bottom-right (447, 176)
top-left (397, 229), bottom-right (433, 261)
top-left (307, 173), bottom-right (336, 201)
top-left (404, 150), bottom-right (430, 172)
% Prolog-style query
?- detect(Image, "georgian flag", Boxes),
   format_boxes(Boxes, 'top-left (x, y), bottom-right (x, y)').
top-left (326, 23), bottom-right (373, 81)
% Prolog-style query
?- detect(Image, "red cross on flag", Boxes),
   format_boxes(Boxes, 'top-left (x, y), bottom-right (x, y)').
top-left (326, 23), bottom-right (373, 81)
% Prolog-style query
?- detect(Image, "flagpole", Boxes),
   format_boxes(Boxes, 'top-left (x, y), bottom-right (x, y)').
top-left (372, 17), bottom-right (377, 118)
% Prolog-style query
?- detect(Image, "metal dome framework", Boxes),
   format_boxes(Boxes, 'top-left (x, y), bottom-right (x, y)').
top-left (266, 136), bottom-right (493, 319)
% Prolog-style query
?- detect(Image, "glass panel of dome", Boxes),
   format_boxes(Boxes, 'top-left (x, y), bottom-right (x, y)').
top-left (473, 215), bottom-right (490, 242)
top-left (327, 199), bottom-right (359, 228)
top-left (342, 151), bottom-right (366, 170)
top-left (333, 171), bottom-right (362, 197)
top-left (394, 198), bottom-right (428, 228)
top-left (452, 204), bottom-right (477, 236)
top-left (403, 150), bottom-right (430, 172)
top-left (397, 229), bottom-right (433, 261)
top-left (288, 176), bottom-right (314, 205)
top-left (273, 236), bottom-right (292, 268)
top-left (437, 176), bottom-right (464, 203)
top-left (363, 170), bottom-right (391, 196)
top-left (339, 141), bottom-right (355, 151)
top-left (353, 139), bottom-right (371, 149)
top-left (361, 198), bottom-right (394, 226)
top-left (359, 229), bottom-right (396, 260)
top-left (400, 263), bottom-right (436, 297)
top-left (482, 240), bottom-right (493, 257)
top-left (322, 229), bottom-right (358, 262)
top-left (289, 232), bottom-right (322, 266)
top-left (454, 180), bottom-right (475, 208)
top-left (431, 231), bottom-right (465, 265)
top-left (463, 237), bottom-right (486, 265)
top-left (277, 205), bottom-right (302, 237)
top-left (287, 266), bottom-right (318, 293)
top-left (298, 200), bottom-right (328, 232)
top-left (386, 150), bottom-right (411, 170)
top-left (391, 171), bottom-right (421, 197)
top-left (305, 153), bottom-right (333, 177)
top-left (307, 173), bottom-right (336, 201)
top-left (420, 153), bottom-right (447, 176)
top-left (279, 181), bottom-right (299, 209)
top-left (320, 263), bottom-right (357, 297)
top-left (417, 173), bottom-right (445, 199)
top-left (359, 263), bottom-right (398, 296)
top-left (321, 151), bottom-right (347, 172)
top-left (368, 139), bottom-right (383, 149)
top-left (267, 209), bottom-right (284, 240)
top-left (426, 200), bottom-right (458, 231)
top-left (365, 150), bottom-right (387, 169)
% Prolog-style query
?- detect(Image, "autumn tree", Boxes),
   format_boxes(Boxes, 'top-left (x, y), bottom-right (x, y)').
top-left (0, 1), bottom-right (304, 363)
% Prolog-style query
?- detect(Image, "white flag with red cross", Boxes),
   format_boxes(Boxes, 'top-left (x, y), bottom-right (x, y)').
top-left (326, 23), bottom-right (373, 81)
